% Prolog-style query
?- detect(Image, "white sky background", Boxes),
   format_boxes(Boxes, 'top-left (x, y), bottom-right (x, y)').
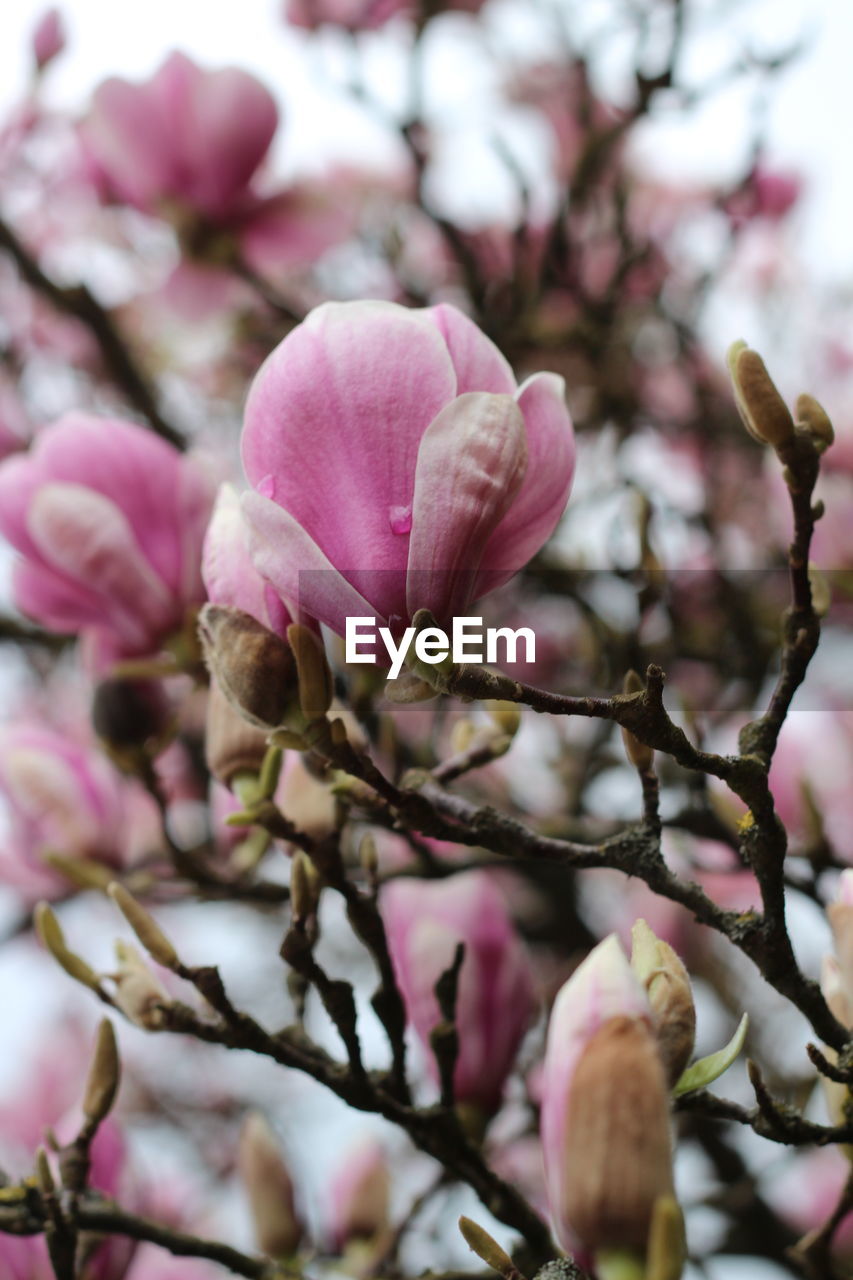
top-left (0, 4), bottom-right (849, 1277)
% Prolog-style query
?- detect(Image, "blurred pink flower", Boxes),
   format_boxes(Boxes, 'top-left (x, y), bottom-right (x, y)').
top-left (81, 52), bottom-right (277, 224)
top-left (32, 8), bottom-right (66, 71)
top-left (0, 413), bottom-right (215, 669)
top-left (241, 300), bottom-right (575, 636)
top-left (381, 870), bottom-right (535, 1116)
top-left (0, 721), bottom-right (152, 902)
top-left (327, 1137), bottom-right (389, 1249)
top-left (285, 0), bottom-right (409, 28)
top-left (79, 53), bottom-right (352, 278)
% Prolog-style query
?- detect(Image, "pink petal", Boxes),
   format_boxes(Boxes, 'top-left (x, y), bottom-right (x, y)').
top-left (406, 392), bottom-right (527, 621)
top-left (242, 491), bottom-right (383, 634)
top-left (82, 74), bottom-right (177, 211)
top-left (426, 304), bottom-right (516, 395)
top-left (27, 483), bottom-right (175, 647)
top-left (175, 57), bottom-right (278, 218)
top-left (241, 301), bottom-right (458, 613)
top-left (478, 372), bottom-right (575, 589)
top-left (25, 414), bottom-right (193, 599)
top-left (203, 483), bottom-right (289, 631)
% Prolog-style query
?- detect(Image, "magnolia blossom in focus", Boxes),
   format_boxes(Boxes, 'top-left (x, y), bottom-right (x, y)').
top-left (0, 414), bottom-right (215, 669)
top-left (540, 935), bottom-right (675, 1260)
top-left (241, 300), bottom-right (575, 637)
top-left (0, 722), bottom-right (154, 902)
top-left (382, 870), bottom-right (535, 1118)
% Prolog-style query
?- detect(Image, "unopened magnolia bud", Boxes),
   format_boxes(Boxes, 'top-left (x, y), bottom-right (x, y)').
top-left (205, 680), bottom-right (269, 786)
top-left (35, 1146), bottom-right (55, 1194)
top-left (290, 852), bottom-right (320, 924)
top-left (458, 1216), bottom-right (521, 1279)
top-left (796, 393), bottom-right (834, 449)
top-left (450, 719), bottom-right (478, 754)
top-left (198, 605), bottom-right (299, 731)
top-left (359, 833), bottom-right (378, 877)
top-left (631, 920), bottom-right (696, 1085)
top-left (383, 670), bottom-right (437, 703)
top-left (485, 700), bottom-right (522, 737)
top-left (727, 341), bottom-right (795, 448)
top-left (34, 902), bottom-right (100, 991)
top-left (328, 1140), bottom-right (390, 1249)
top-left (83, 1019), bottom-right (121, 1125)
top-left (112, 941), bottom-right (169, 1029)
top-left (108, 883), bottom-right (180, 971)
top-left (621, 672), bottom-right (654, 772)
top-left (287, 624), bottom-right (333, 723)
top-left (238, 1112), bottom-right (303, 1257)
top-left (564, 1016), bottom-right (674, 1253)
top-left (43, 853), bottom-right (113, 891)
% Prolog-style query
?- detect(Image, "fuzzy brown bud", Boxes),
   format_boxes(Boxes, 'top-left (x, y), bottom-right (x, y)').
top-left (631, 920), bottom-right (696, 1085)
top-left (108, 882), bottom-right (180, 971)
top-left (112, 941), bottom-right (169, 1029)
top-left (238, 1112), bottom-right (303, 1257)
top-left (82, 1019), bottom-right (121, 1125)
top-left (564, 1016), bottom-right (674, 1253)
top-left (796, 393), bottom-right (834, 449)
top-left (198, 605), bottom-right (299, 730)
top-left (92, 678), bottom-right (169, 751)
top-left (621, 671), bottom-right (654, 773)
top-left (727, 341), bottom-right (795, 448)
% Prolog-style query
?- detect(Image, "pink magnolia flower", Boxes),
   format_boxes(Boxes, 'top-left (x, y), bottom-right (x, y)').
top-left (327, 1137), bottom-right (390, 1250)
top-left (0, 413), bottom-right (215, 669)
top-left (79, 53), bottom-right (350, 278)
top-left (0, 721), bottom-right (152, 902)
top-left (80, 52), bottom-right (277, 224)
top-left (32, 8), bottom-right (66, 71)
top-left (241, 301), bottom-right (575, 636)
top-left (381, 870), bottom-right (535, 1116)
top-left (540, 935), bottom-right (674, 1258)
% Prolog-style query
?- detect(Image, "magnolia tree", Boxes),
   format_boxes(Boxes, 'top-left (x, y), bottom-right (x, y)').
top-left (2, 3), bottom-right (853, 1280)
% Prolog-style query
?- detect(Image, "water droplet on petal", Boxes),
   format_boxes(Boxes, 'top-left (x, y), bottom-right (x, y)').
top-left (389, 504), bottom-right (412, 535)
top-left (258, 474), bottom-right (276, 500)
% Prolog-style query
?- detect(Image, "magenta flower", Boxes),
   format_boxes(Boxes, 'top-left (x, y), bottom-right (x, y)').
top-left (540, 935), bottom-right (675, 1258)
top-left (0, 722), bottom-right (152, 902)
top-left (241, 301), bottom-right (575, 636)
top-left (0, 413), bottom-right (215, 668)
top-left (381, 870), bottom-right (535, 1117)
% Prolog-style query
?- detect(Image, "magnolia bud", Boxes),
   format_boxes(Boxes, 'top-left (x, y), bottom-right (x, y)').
top-left (796, 393), bottom-right (834, 449)
top-left (205, 679), bottom-right (269, 786)
top-left (564, 1015), bottom-right (674, 1253)
top-left (287, 624), bottom-right (333, 723)
top-left (32, 8), bottom-right (65, 71)
top-left (82, 1019), bottom-right (121, 1126)
top-left (108, 882), bottom-right (180, 971)
top-left (630, 919), bottom-right (696, 1085)
top-left (111, 941), bottom-right (169, 1029)
top-left (198, 605), bottom-right (299, 731)
top-left (238, 1112), bottom-right (303, 1258)
top-left (458, 1217), bottom-right (520, 1279)
top-left (727, 341), bottom-right (795, 448)
top-left (621, 672), bottom-right (654, 772)
top-left (34, 902), bottom-right (100, 991)
top-left (290, 851), bottom-right (320, 925)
